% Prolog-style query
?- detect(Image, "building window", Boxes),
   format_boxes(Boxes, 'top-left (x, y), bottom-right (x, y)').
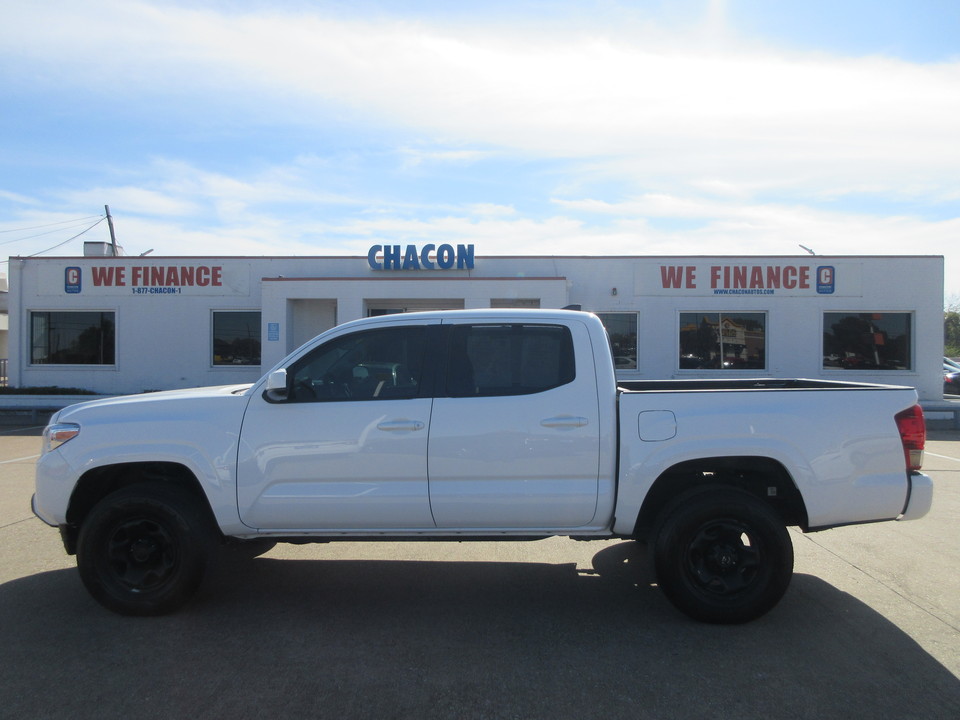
top-left (30, 311), bottom-right (115, 365)
top-left (679, 312), bottom-right (766, 370)
top-left (823, 312), bottom-right (912, 370)
top-left (213, 311), bottom-right (261, 366)
top-left (491, 299), bottom-right (541, 309)
top-left (596, 312), bottom-right (638, 370)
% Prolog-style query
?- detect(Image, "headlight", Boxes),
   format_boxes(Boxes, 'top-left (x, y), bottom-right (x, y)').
top-left (42, 423), bottom-right (80, 454)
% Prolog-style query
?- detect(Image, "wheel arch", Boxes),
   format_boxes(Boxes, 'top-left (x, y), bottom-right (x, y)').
top-left (631, 455), bottom-right (808, 542)
top-left (63, 461), bottom-right (221, 554)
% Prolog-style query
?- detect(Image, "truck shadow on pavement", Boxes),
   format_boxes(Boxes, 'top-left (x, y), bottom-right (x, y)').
top-left (2, 541), bottom-right (958, 720)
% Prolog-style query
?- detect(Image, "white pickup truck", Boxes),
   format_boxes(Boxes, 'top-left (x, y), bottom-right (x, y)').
top-left (33, 309), bottom-right (932, 623)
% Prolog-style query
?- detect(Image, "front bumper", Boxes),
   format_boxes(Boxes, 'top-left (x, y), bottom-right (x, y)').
top-left (30, 493), bottom-right (57, 528)
top-left (31, 494), bottom-right (77, 554)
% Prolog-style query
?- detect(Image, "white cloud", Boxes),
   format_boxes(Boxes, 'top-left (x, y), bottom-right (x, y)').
top-left (398, 147), bottom-right (494, 169)
top-left (7, 3), bottom-right (959, 175)
top-left (2, 2), bottom-right (957, 297)
top-left (63, 187), bottom-right (200, 217)
top-left (135, 196), bottom-right (951, 264)
top-left (467, 203), bottom-right (517, 218)
top-left (0, 190), bottom-right (38, 205)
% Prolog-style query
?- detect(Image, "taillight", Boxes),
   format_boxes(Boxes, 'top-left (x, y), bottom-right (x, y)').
top-left (895, 405), bottom-right (925, 471)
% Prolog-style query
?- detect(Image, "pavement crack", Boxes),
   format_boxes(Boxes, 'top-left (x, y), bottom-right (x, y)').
top-left (0, 516), bottom-right (40, 531)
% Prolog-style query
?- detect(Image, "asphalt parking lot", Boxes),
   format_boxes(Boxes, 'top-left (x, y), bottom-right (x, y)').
top-left (1, 425), bottom-right (958, 720)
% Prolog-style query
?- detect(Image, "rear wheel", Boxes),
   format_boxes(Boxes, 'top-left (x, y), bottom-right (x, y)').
top-left (652, 487), bottom-right (793, 623)
top-left (77, 483), bottom-right (215, 616)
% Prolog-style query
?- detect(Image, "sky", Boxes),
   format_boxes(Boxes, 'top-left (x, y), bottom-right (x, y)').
top-left (2, 0), bottom-right (959, 303)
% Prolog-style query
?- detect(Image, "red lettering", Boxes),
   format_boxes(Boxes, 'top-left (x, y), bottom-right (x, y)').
top-left (86, 264), bottom-right (225, 289)
top-left (660, 266), bottom-right (685, 289)
top-left (749, 266), bottom-right (763, 288)
top-left (732, 266), bottom-right (747, 288)
top-left (798, 266), bottom-right (810, 288)
top-left (710, 266), bottom-right (721, 288)
top-left (783, 265), bottom-right (797, 289)
top-left (766, 266), bottom-right (781, 288)
top-left (90, 266), bottom-right (126, 286)
top-left (660, 265), bottom-right (697, 289)
top-left (91, 267), bottom-right (110, 285)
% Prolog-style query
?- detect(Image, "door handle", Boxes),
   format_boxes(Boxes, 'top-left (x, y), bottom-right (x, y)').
top-left (540, 416), bottom-right (589, 428)
top-left (377, 420), bottom-right (425, 432)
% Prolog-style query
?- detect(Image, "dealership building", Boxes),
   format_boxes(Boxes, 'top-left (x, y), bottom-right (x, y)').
top-left (5, 244), bottom-right (945, 400)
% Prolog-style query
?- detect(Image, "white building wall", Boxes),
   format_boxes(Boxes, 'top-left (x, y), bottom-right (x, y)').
top-left (6, 253), bottom-right (945, 399)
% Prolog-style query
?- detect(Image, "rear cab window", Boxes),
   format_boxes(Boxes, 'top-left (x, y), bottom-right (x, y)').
top-left (444, 324), bottom-right (575, 397)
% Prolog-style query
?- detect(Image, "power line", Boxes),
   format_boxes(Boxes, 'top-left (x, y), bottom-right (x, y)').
top-left (28, 217), bottom-right (107, 257)
top-left (0, 217), bottom-right (107, 246)
top-left (0, 217), bottom-right (107, 265)
top-left (0, 215), bottom-right (102, 234)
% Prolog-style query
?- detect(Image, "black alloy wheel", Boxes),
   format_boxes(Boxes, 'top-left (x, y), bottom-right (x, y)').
top-left (652, 486), bottom-right (794, 624)
top-left (77, 483), bottom-right (215, 616)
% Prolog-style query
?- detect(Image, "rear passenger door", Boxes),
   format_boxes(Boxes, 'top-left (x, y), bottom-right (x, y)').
top-left (427, 319), bottom-right (601, 529)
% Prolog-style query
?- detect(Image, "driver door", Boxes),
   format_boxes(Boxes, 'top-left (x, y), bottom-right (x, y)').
top-left (236, 323), bottom-right (435, 531)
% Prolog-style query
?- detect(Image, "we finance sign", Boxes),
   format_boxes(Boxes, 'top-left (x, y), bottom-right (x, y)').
top-left (635, 262), bottom-right (861, 297)
top-left (51, 263), bottom-right (249, 297)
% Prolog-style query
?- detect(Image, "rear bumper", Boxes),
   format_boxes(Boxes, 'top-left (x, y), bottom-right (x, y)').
top-left (899, 472), bottom-right (933, 521)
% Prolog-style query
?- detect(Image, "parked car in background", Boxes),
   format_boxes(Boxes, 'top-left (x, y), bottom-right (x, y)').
top-left (945, 367), bottom-right (960, 395)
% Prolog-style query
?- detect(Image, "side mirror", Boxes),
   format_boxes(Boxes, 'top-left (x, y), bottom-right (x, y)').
top-left (263, 369), bottom-right (289, 403)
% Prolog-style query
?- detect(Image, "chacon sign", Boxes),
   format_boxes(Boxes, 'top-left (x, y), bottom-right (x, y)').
top-left (368, 244), bottom-right (475, 271)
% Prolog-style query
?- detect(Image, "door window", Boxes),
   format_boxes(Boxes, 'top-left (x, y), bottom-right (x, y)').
top-left (289, 326), bottom-right (426, 401)
top-left (444, 324), bottom-right (575, 397)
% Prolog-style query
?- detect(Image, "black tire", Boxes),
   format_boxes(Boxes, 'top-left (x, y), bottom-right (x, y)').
top-left (76, 483), bottom-right (215, 616)
top-left (652, 487), bottom-right (793, 624)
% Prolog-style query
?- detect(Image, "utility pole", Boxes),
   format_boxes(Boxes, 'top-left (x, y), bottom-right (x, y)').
top-left (104, 204), bottom-right (119, 256)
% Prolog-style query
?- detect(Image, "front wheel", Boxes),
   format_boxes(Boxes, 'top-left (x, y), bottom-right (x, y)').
top-left (77, 483), bottom-right (215, 616)
top-left (652, 487), bottom-right (794, 624)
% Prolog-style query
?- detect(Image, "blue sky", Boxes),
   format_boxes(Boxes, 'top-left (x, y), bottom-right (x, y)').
top-left (2, 0), bottom-right (959, 301)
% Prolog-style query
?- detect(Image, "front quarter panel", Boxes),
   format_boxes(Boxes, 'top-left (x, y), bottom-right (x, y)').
top-left (34, 390), bottom-right (251, 534)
